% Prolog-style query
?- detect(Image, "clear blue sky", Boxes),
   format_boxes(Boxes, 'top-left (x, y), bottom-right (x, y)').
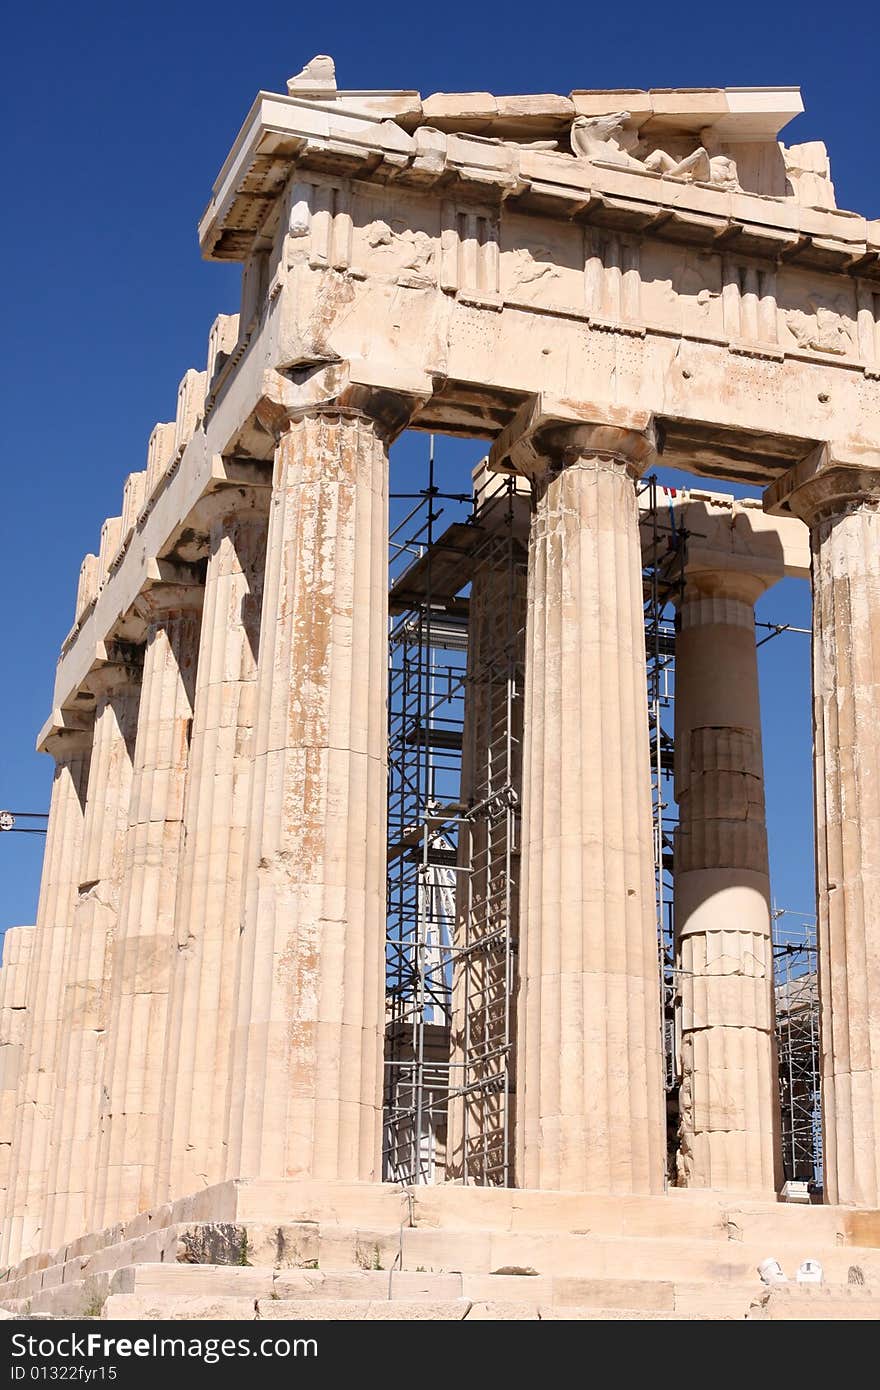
top-left (1, 1), bottom-right (876, 932)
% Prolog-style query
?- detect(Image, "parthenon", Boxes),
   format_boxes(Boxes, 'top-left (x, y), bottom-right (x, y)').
top-left (1, 56), bottom-right (880, 1320)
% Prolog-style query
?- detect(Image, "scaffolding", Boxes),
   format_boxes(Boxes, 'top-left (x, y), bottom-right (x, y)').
top-left (640, 478), bottom-right (687, 1167)
top-left (383, 450), bottom-right (823, 1193)
top-left (383, 443), bottom-right (470, 1183)
top-left (773, 909), bottom-right (822, 1189)
top-left (448, 473), bottom-right (526, 1186)
top-left (383, 453), bottom-right (526, 1186)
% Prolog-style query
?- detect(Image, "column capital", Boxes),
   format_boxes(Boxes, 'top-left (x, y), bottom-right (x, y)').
top-left (133, 560), bottom-right (204, 625)
top-left (765, 441), bottom-right (880, 526)
top-left (189, 483), bottom-right (271, 538)
top-left (252, 361), bottom-right (431, 446)
top-left (487, 393), bottom-right (657, 482)
top-left (680, 562), bottom-right (776, 610)
top-left (81, 642), bottom-right (143, 701)
top-left (37, 713), bottom-right (94, 761)
top-left (275, 400), bottom-right (404, 447)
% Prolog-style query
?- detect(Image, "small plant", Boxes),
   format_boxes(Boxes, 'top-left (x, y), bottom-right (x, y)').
top-left (82, 1294), bottom-right (104, 1318)
top-left (238, 1232), bottom-right (250, 1267)
top-left (355, 1242), bottom-right (384, 1271)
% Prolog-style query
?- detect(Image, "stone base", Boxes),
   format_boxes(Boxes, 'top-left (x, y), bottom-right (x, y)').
top-left (2, 1182), bottom-right (879, 1321)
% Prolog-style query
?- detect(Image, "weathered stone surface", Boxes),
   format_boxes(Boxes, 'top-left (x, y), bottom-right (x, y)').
top-left (225, 412), bottom-right (391, 1186)
top-left (110, 1263), bottom-right (274, 1298)
top-left (257, 1299), bottom-right (470, 1320)
top-left (465, 1301), bottom-right (540, 1319)
top-left (156, 501), bottom-right (268, 1202)
top-left (3, 1180), bottom-right (880, 1319)
top-left (781, 455), bottom-right (880, 1207)
top-left (506, 422), bottom-right (666, 1193)
top-left (102, 1294), bottom-right (257, 1320)
top-left (176, 1221), bottom-right (319, 1270)
top-left (2, 731), bottom-right (92, 1266)
top-left (552, 1276), bottom-right (675, 1310)
top-left (46, 665), bottom-right (142, 1250)
top-left (91, 589), bottom-right (202, 1229)
top-left (0, 928), bottom-right (35, 1209)
top-left (747, 1286), bottom-right (880, 1320)
top-left (674, 570), bottom-right (781, 1195)
top-left (537, 1307), bottom-right (727, 1320)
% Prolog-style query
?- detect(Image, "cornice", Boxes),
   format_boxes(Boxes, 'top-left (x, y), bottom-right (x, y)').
top-left (198, 93), bottom-right (879, 280)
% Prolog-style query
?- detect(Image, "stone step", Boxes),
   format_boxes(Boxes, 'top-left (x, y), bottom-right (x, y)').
top-left (102, 1295), bottom-right (475, 1321)
top-left (405, 1184), bottom-right (866, 1247)
top-left (5, 1213), bottom-right (880, 1314)
top-left (12, 1258), bottom-right (877, 1321)
top-left (101, 1294), bottom-right (739, 1321)
top-left (746, 1286), bottom-right (880, 1320)
top-left (99, 1284), bottom-right (880, 1321)
top-left (1, 1220), bottom-right (327, 1304)
top-left (194, 1180), bottom-right (880, 1251)
top-left (31, 1179), bottom-right (875, 1268)
top-left (394, 1226), bottom-right (880, 1285)
top-left (6, 1184), bottom-right (878, 1296)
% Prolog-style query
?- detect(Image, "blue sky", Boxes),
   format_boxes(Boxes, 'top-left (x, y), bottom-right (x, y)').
top-left (1, 1), bottom-right (876, 932)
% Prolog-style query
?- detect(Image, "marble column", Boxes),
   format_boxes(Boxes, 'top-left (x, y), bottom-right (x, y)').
top-left (156, 494), bottom-right (268, 1202)
top-left (674, 568), bottom-right (781, 1195)
top-left (1, 727), bottom-right (91, 1265)
top-left (225, 408), bottom-right (390, 1184)
top-left (91, 581), bottom-right (201, 1229)
top-left (783, 455), bottom-right (880, 1206)
top-left (45, 658), bottom-right (142, 1248)
top-left (513, 420), bottom-right (666, 1193)
top-left (0, 928), bottom-right (35, 1214)
top-left (447, 476), bottom-right (528, 1183)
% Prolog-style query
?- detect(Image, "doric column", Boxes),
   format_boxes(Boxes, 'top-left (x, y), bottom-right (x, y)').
top-left (447, 471), bottom-right (528, 1184)
top-left (1, 726), bottom-right (91, 1265)
top-left (44, 656), bottom-right (142, 1248)
top-left (91, 577), bottom-right (202, 1228)
top-left (225, 407), bottom-right (392, 1184)
top-left (674, 567), bottom-right (781, 1194)
top-left (0, 928), bottom-right (35, 1215)
top-left (156, 492), bottom-right (268, 1202)
top-left (489, 402), bottom-right (666, 1193)
top-left (777, 448), bottom-right (880, 1206)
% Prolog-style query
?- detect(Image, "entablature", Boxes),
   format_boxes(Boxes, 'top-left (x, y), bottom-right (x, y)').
top-left (199, 88), bottom-right (878, 283)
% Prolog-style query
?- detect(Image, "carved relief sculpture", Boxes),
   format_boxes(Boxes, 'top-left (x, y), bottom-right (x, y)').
top-left (570, 112), bottom-right (740, 189)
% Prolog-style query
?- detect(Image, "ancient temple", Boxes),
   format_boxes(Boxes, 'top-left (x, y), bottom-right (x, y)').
top-left (1, 58), bottom-right (879, 1320)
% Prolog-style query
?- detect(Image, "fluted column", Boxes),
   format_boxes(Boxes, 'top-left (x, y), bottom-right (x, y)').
top-left (674, 569), bottom-right (781, 1194)
top-left (503, 415), bottom-right (665, 1193)
top-left (156, 495), bottom-right (268, 1202)
top-left (782, 453), bottom-right (880, 1205)
top-left (0, 928), bottom-right (35, 1214)
top-left (45, 658), bottom-right (142, 1248)
top-left (1, 728), bottom-right (91, 1265)
top-left (225, 408), bottom-right (390, 1183)
top-left (91, 581), bottom-right (201, 1228)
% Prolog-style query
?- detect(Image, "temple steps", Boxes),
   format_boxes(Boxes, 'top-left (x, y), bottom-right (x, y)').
top-left (5, 1220), bottom-right (880, 1304)
top-left (6, 1265), bottom-right (880, 1321)
top-left (2, 1182), bottom-right (879, 1320)
top-left (3, 1233), bottom-right (880, 1320)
